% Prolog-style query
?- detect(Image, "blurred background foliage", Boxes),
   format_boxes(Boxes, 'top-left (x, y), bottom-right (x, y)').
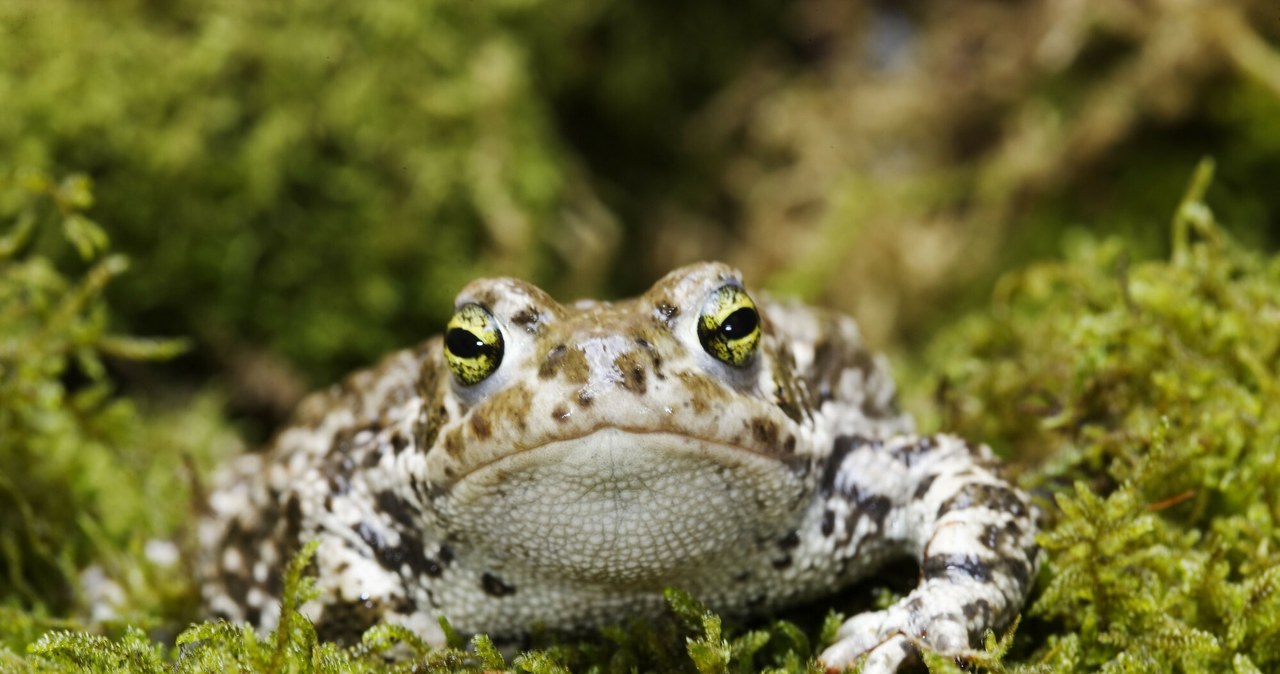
top-left (2, 0), bottom-right (1280, 668)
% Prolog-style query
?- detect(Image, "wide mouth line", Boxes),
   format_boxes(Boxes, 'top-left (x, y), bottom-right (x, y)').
top-left (452, 425), bottom-right (781, 483)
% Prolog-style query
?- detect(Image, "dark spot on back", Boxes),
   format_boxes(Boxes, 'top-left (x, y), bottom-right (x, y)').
top-left (821, 435), bottom-right (868, 496)
top-left (778, 530), bottom-right (800, 549)
top-left (937, 483), bottom-right (1027, 520)
top-left (821, 510), bottom-right (835, 536)
top-left (576, 389), bottom-right (593, 408)
top-left (923, 553), bottom-right (991, 583)
top-left (859, 494), bottom-right (892, 528)
top-left (551, 404), bottom-right (571, 422)
top-left (376, 490), bottom-right (420, 530)
top-left (481, 572), bottom-right (517, 597)
top-left (963, 598), bottom-right (992, 623)
top-left (390, 432), bottom-right (409, 454)
top-left (914, 474), bottom-right (938, 500)
top-left (353, 520), bottom-right (441, 578)
top-left (982, 524), bottom-right (1004, 550)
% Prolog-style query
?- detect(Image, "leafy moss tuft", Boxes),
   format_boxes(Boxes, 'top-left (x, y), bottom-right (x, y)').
top-left (922, 160), bottom-right (1280, 671)
top-left (0, 169), bottom-right (187, 618)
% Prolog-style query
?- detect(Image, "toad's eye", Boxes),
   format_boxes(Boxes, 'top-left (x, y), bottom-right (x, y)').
top-left (697, 285), bottom-right (761, 368)
top-left (444, 303), bottom-right (505, 385)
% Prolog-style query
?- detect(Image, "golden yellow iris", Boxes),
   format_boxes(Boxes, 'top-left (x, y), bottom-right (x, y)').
top-left (697, 285), bottom-right (761, 368)
top-left (444, 303), bottom-right (505, 385)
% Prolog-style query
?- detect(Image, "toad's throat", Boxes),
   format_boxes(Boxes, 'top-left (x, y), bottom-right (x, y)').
top-left (438, 429), bottom-right (808, 585)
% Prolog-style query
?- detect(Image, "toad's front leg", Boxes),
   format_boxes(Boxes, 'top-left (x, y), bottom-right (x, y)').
top-left (816, 434), bottom-right (1038, 673)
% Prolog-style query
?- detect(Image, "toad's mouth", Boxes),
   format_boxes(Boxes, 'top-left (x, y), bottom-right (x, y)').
top-left (434, 427), bottom-right (808, 586)
top-left (453, 424), bottom-right (795, 483)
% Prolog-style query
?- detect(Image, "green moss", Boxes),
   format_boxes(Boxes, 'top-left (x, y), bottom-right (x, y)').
top-left (920, 161), bottom-right (1280, 671)
top-left (0, 169), bottom-right (190, 618)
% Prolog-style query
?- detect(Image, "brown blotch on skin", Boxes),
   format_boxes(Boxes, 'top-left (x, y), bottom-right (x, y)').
top-left (538, 343), bottom-right (590, 384)
top-left (551, 404), bottom-right (571, 422)
top-left (510, 307), bottom-right (541, 334)
top-left (469, 413), bottom-right (491, 440)
top-left (443, 429), bottom-right (464, 458)
top-left (416, 353), bottom-right (443, 399)
top-left (614, 352), bottom-right (648, 394)
top-left (770, 342), bottom-right (810, 424)
top-left (749, 417), bottom-right (779, 447)
top-left (470, 289), bottom-right (499, 311)
top-left (678, 371), bottom-right (728, 414)
top-left (416, 403), bottom-right (448, 450)
top-left (654, 300), bottom-right (680, 325)
top-left (538, 345), bottom-right (566, 380)
top-left (486, 383), bottom-right (533, 431)
top-left (634, 336), bottom-right (667, 380)
top-left (415, 358), bottom-right (451, 449)
top-left (576, 389), bottom-right (594, 408)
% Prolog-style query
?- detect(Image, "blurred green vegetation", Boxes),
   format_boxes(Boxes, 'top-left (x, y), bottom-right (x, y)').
top-left (2, 0), bottom-right (1280, 671)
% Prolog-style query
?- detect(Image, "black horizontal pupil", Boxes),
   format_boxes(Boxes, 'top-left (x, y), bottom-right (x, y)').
top-left (720, 307), bottom-right (758, 339)
top-left (446, 328), bottom-right (489, 358)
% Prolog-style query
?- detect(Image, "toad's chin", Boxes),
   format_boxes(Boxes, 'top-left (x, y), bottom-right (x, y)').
top-left (433, 428), bottom-right (808, 586)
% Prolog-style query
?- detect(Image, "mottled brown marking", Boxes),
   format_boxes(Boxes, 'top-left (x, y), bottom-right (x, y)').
top-left (486, 382), bottom-right (533, 431)
top-left (416, 358), bottom-right (450, 449)
top-left (634, 335), bottom-right (667, 380)
top-left (417, 403), bottom-right (448, 449)
top-left (551, 404), bottom-right (571, 422)
top-left (538, 344), bottom-right (590, 384)
top-left (749, 417), bottom-right (779, 447)
top-left (471, 289), bottom-right (499, 311)
top-left (679, 371), bottom-right (727, 414)
top-left (770, 341), bottom-right (809, 424)
top-left (576, 389), bottom-right (593, 408)
top-left (469, 413), bottom-right (491, 439)
top-left (443, 429), bottom-right (464, 458)
top-left (654, 300), bottom-right (680, 324)
top-left (510, 306), bottom-right (540, 334)
top-left (614, 352), bottom-right (647, 394)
